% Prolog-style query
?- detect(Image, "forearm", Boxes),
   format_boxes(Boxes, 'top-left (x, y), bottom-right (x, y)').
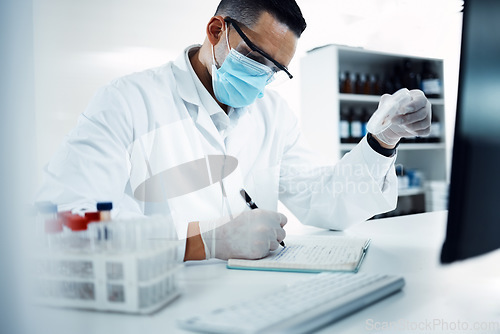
top-left (184, 221), bottom-right (206, 261)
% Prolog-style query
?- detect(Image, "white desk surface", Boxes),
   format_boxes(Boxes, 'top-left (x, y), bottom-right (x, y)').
top-left (33, 211), bottom-right (500, 334)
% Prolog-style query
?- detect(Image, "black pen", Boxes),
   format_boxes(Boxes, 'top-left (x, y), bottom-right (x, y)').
top-left (240, 189), bottom-right (285, 248)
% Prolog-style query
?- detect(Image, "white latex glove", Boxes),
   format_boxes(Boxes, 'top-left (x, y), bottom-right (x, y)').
top-left (369, 89), bottom-right (432, 147)
top-left (200, 209), bottom-right (287, 260)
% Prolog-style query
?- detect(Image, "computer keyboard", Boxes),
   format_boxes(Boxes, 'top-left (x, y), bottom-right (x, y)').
top-left (178, 272), bottom-right (405, 334)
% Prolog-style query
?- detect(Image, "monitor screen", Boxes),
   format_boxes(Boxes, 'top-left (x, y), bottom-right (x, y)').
top-left (441, 0), bottom-right (500, 263)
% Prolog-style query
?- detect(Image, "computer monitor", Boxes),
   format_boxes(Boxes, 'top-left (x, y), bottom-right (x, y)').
top-left (441, 0), bottom-right (500, 263)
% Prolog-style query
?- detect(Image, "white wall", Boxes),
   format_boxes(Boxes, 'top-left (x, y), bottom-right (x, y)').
top-left (34, 0), bottom-right (220, 183)
top-left (34, 0), bottom-right (463, 184)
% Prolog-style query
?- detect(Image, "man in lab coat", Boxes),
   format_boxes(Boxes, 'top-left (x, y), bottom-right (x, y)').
top-left (37, 0), bottom-right (431, 261)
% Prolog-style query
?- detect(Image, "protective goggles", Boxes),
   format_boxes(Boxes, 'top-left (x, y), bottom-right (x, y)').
top-left (224, 17), bottom-right (293, 85)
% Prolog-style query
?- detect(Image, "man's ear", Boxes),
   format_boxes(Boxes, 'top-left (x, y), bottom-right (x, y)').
top-left (206, 16), bottom-right (226, 46)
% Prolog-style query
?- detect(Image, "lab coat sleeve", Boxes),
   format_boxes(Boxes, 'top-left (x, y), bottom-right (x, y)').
top-left (37, 83), bottom-right (188, 260)
top-left (36, 84), bottom-right (142, 217)
top-left (278, 110), bottom-right (398, 230)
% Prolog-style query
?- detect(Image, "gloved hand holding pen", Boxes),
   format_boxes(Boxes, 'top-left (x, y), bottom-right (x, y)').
top-left (368, 88), bottom-right (432, 147)
top-left (199, 209), bottom-right (287, 260)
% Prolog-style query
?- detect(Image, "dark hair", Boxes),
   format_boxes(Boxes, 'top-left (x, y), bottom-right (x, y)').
top-left (215, 0), bottom-right (307, 37)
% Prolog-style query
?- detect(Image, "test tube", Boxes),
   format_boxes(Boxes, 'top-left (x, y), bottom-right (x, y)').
top-left (35, 202), bottom-right (58, 241)
top-left (44, 218), bottom-right (63, 250)
top-left (84, 211), bottom-right (102, 251)
top-left (87, 221), bottom-right (106, 252)
top-left (64, 215), bottom-right (91, 250)
top-left (97, 202), bottom-right (113, 221)
top-left (36, 202), bottom-right (57, 219)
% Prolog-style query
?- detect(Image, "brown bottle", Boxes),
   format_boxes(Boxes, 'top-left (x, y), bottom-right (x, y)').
top-left (354, 73), bottom-right (364, 94)
top-left (342, 71), bottom-right (353, 94)
top-left (363, 74), bottom-right (372, 95)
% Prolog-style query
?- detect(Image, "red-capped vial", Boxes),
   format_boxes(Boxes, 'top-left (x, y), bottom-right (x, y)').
top-left (63, 216), bottom-right (92, 249)
top-left (65, 215), bottom-right (89, 231)
top-left (84, 212), bottom-right (101, 223)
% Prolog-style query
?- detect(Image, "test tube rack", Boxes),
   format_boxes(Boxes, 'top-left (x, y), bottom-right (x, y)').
top-left (33, 216), bottom-right (182, 314)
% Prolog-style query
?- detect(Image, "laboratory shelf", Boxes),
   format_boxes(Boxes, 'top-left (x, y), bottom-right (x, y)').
top-left (301, 44), bottom-right (448, 217)
top-left (338, 94), bottom-right (380, 103)
top-left (340, 143), bottom-right (446, 151)
top-left (339, 93), bottom-right (444, 106)
top-left (428, 98), bottom-right (445, 106)
top-left (397, 143), bottom-right (446, 150)
top-left (398, 187), bottom-right (425, 197)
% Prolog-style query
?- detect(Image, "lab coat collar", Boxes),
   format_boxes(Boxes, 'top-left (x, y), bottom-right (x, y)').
top-left (172, 45), bottom-right (203, 107)
top-left (171, 45), bottom-right (227, 152)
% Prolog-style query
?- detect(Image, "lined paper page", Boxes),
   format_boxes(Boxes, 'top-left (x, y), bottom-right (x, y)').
top-left (228, 236), bottom-right (369, 272)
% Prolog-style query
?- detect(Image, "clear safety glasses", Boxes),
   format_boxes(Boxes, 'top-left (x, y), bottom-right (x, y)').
top-left (224, 17), bottom-right (293, 86)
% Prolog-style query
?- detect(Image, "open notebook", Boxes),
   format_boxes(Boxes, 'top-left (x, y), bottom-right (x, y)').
top-left (227, 235), bottom-right (371, 273)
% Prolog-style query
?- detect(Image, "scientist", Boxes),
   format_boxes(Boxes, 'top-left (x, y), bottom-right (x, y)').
top-left (37, 0), bottom-right (431, 261)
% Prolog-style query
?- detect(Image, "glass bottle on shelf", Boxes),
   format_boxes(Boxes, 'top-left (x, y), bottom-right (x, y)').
top-left (375, 74), bottom-right (384, 95)
top-left (339, 72), bottom-right (346, 93)
top-left (368, 74), bottom-right (376, 95)
top-left (341, 71), bottom-right (353, 93)
top-left (393, 65), bottom-right (403, 92)
top-left (363, 74), bottom-right (372, 95)
top-left (361, 108), bottom-right (370, 137)
top-left (350, 107), bottom-right (363, 143)
top-left (339, 106), bottom-right (350, 144)
top-left (428, 113), bottom-right (442, 143)
top-left (383, 74), bottom-right (395, 95)
top-left (421, 61), bottom-right (442, 98)
top-left (402, 58), bottom-right (420, 90)
top-left (354, 73), bottom-right (364, 94)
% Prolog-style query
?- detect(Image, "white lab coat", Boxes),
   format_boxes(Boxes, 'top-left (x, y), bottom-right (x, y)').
top-left (37, 45), bottom-right (397, 243)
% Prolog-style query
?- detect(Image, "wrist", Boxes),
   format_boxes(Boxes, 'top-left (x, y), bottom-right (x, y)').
top-left (372, 134), bottom-right (396, 149)
top-left (367, 133), bottom-right (399, 157)
top-left (184, 221), bottom-right (206, 261)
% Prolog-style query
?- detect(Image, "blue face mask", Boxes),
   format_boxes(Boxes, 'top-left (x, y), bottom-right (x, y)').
top-left (212, 42), bottom-right (274, 108)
